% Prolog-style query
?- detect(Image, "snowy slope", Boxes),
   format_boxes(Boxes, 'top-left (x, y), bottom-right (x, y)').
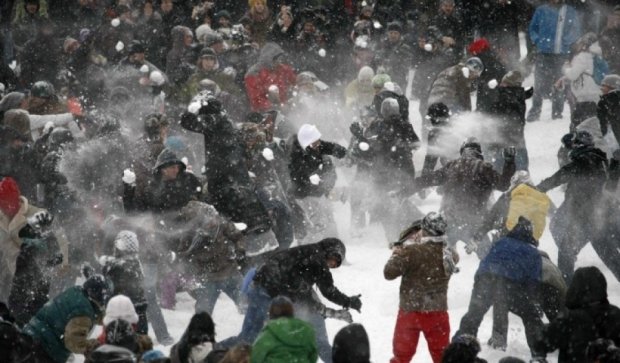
top-left (146, 97), bottom-right (620, 363)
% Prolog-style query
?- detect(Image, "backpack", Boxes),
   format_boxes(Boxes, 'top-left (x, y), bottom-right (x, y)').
top-left (592, 55), bottom-right (609, 85)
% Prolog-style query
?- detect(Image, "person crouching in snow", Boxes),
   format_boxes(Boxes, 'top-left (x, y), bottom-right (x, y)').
top-left (101, 231), bottom-right (148, 334)
top-left (384, 212), bottom-right (459, 363)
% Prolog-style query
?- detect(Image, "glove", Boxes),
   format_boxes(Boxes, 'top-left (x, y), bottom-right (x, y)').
top-left (502, 146), bottom-right (516, 162)
top-left (465, 240), bottom-right (478, 255)
top-left (122, 169), bottom-right (136, 185)
top-left (47, 252), bottom-right (64, 266)
top-left (350, 122), bottom-right (364, 139)
top-left (346, 294), bottom-right (362, 312)
top-left (27, 211), bottom-right (53, 230)
top-left (324, 308), bottom-right (353, 323)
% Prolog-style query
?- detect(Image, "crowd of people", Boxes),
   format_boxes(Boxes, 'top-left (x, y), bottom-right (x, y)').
top-left (1, 0), bottom-right (620, 362)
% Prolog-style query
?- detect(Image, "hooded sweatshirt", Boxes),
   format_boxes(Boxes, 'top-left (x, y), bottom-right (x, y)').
top-left (251, 317), bottom-right (318, 363)
top-left (245, 42), bottom-right (296, 111)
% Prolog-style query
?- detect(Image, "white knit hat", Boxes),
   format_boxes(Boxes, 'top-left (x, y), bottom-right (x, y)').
top-left (297, 124), bottom-right (322, 149)
top-left (602, 75), bottom-right (620, 90)
top-left (114, 230), bottom-right (139, 253)
top-left (103, 295), bottom-right (139, 326)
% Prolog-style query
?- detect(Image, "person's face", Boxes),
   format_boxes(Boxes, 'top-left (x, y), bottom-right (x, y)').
top-left (440, 2), bottom-right (454, 15)
top-left (200, 58), bottom-right (216, 70)
top-left (26, 3), bottom-right (39, 14)
top-left (159, 126), bottom-right (169, 142)
top-left (219, 17), bottom-right (230, 27)
top-left (308, 140), bottom-right (321, 150)
top-left (387, 30), bottom-right (401, 43)
top-left (327, 258), bottom-right (339, 269)
top-left (183, 33), bottom-right (194, 47)
top-left (254, 3), bottom-right (266, 13)
top-left (601, 84), bottom-right (613, 95)
top-left (303, 22), bottom-right (315, 34)
top-left (28, 96), bottom-right (46, 109)
top-left (10, 139), bottom-right (25, 150)
top-left (211, 42), bottom-right (224, 54)
top-left (129, 52), bottom-right (145, 64)
top-left (161, 164), bottom-right (180, 180)
top-left (281, 12), bottom-right (292, 27)
top-left (143, 2), bottom-right (153, 16)
top-left (160, 0), bottom-right (173, 13)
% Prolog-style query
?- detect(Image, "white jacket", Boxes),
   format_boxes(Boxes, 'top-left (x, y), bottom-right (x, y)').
top-left (563, 43), bottom-right (602, 103)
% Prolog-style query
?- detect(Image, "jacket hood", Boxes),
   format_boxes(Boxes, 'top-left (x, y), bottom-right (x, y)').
top-left (154, 148), bottom-right (186, 172)
top-left (318, 238), bottom-right (346, 266)
top-left (3, 109), bottom-right (33, 142)
top-left (264, 318), bottom-right (315, 347)
top-left (247, 42), bottom-right (286, 74)
top-left (332, 323), bottom-right (371, 363)
top-left (171, 25), bottom-right (192, 49)
top-left (0, 92), bottom-right (25, 113)
top-left (566, 266), bottom-right (608, 309)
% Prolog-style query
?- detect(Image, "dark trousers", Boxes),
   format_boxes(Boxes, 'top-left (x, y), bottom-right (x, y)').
top-left (454, 274), bottom-right (544, 357)
top-left (528, 54), bottom-right (567, 120)
top-left (570, 101), bottom-right (598, 131)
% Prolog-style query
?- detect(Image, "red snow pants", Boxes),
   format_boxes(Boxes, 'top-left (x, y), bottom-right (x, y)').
top-left (389, 309), bottom-right (450, 363)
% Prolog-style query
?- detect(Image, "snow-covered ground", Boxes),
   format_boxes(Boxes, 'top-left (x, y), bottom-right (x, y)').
top-left (144, 94), bottom-right (620, 363)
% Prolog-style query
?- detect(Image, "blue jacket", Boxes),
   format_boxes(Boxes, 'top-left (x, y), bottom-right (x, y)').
top-left (477, 237), bottom-right (542, 284)
top-left (529, 4), bottom-right (580, 55)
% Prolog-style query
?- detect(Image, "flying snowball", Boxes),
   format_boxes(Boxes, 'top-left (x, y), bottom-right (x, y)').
top-left (111, 18), bottom-right (121, 27)
top-left (262, 147), bottom-right (274, 161)
top-left (309, 174), bottom-right (321, 185)
top-left (139, 64), bottom-right (149, 73)
top-left (9, 60), bottom-right (16, 70)
top-left (488, 79), bottom-right (498, 89)
top-left (359, 142), bottom-right (369, 151)
top-left (461, 67), bottom-right (470, 78)
top-left (150, 71), bottom-right (165, 85)
top-left (318, 48), bottom-right (326, 57)
top-left (115, 41), bottom-right (125, 52)
top-left (424, 43), bottom-right (433, 52)
top-left (188, 101), bottom-right (201, 114)
top-left (234, 222), bottom-right (247, 231)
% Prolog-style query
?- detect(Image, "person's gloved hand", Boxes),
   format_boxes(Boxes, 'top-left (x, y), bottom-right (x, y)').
top-left (27, 211), bottom-right (53, 231)
top-left (465, 240), bottom-right (478, 255)
top-left (324, 308), bottom-right (353, 323)
top-left (350, 122), bottom-right (364, 139)
top-left (122, 169), bottom-right (136, 185)
top-left (47, 252), bottom-right (64, 266)
top-left (347, 294), bottom-right (362, 312)
top-left (502, 146), bottom-right (516, 162)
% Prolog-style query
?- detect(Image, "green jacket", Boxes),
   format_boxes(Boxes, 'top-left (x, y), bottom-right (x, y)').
top-left (251, 318), bottom-right (318, 363)
top-left (23, 286), bottom-right (98, 363)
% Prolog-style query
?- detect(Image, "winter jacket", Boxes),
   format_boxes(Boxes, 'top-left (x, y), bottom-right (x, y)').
top-left (245, 43), bottom-right (296, 111)
top-left (180, 111), bottom-right (270, 230)
top-left (250, 317), bottom-right (318, 363)
top-left (563, 47), bottom-right (601, 103)
top-left (384, 235), bottom-right (458, 312)
top-left (331, 323), bottom-right (370, 363)
top-left (427, 63), bottom-right (474, 113)
top-left (363, 115), bottom-right (419, 191)
top-left (102, 255), bottom-right (146, 307)
top-left (253, 239), bottom-right (354, 309)
top-left (536, 267), bottom-right (620, 363)
top-left (0, 143), bottom-right (42, 202)
top-left (344, 79), bottom-right (375, 111)
top-left (23, 286), bottom-right (99, 363)
top-left (477, 236), bottom-right (542, 285)
top-left (376, 39), bottom-right (413, 86)
top-left (0, 196), bottom-right (43, 301)
top-left (170, 312), bottom-right (215, 363)
top-left (489, 86), bottom-right (533, 147)
top-left (180, 66), bottom-right (241, 104)
top-left (414, 154), bottom-right (515, 220)
top-left (529, 4), bottom-right (580, 55)
top-left (474, 50), bottom-right (507, 113)
top-left (166, 26), bottom-right (195, 86)
top-left (288, 139), bottom-right (346, 198)
top-left (123, 169), bottom-right (201, 214)
top-left (600, 26), bottom-right (620, 74)
top-left (598, 90), bottom-right (620, 141)
top-left (537, 146), bottom-right (607, 225)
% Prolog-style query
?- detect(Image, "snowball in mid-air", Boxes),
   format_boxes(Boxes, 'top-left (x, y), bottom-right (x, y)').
top-left (150, 71), bottom-right (165, 85)
top-left (359, 142), bottom-right (370, 151)
top-left (111, 18), bottom-right (121, 27)
top-left (115, 41), bottom-right (125, 52)
top-left (188, 102), bottom-right (201, 114)
top-left (309, 174), bottom-right (321, 185)
top-left (262, 147), bottom-right (274, 161)
top-left (318, 48), bottom-right (326, 57)
top-left (234, 222), bottom-right (247, 231)
top-left (424, 43), bottom-right (433, 52)
top-left (461, 67), bottom-right (470, 78)
top-left (488, 79), bottom-right (498, 89)
top-left (140, 64), bottom-right (149, 73)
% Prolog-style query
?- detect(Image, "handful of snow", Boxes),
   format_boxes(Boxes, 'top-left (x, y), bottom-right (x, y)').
top-left (262, 147), bottom-right (274, 161)
top-left (309, 174), bottom-right (321, 185)
top-left (150, 71), bottom-right (165, 86)
top-left (9, 60), bottom-right (16, 70)
top-left (318, 48), bottom-right (326, 57)
top-left (115, 41), bottom-right (125, 52)
top-left (43, 121), bottom-right (55, 134)
top-left (358, 142), bottom-right (369, 151)
top-left (487, 79), bottom-right (498, 89)
top-left (461, 67), bottom-right (470, 78)
top-left (424, 43), bottom-right (433, 52)
top-left (188, 101), bottom-right (201, 114)
top-left (140, 64), bottom-right (149, 73)
top-left (373, 21), bottom-right (382, 29)
top-left (181, 157), bottom-right (189, 166)
top-left (111, 18), bottom-right (121, 27)
top-left (234, 222), bottom-right (247, 231)
top-left (122, 169), bottom-right (136, 185)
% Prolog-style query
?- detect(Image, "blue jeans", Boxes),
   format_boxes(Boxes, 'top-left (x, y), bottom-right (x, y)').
top-left (191, 274), bottom-right (243, 315)
top-left (142, 263), bottom-right (171, 340)
top-left (219, 284), bottom-right (272, 347)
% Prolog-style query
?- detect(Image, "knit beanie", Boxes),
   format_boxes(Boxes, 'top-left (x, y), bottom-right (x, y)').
top-left (3, 109), bottom-right (33, 142)
top-left (0, 177), bottom-right (21, 219)
top-left (103, 295), bottom-right (139, 326)
top-left (297, 124), bottom-right (322, 149)
top-left (357, 66), bottom-right (374, 83)
top-left (602, 74), bottom-right (620, 90)
top-left (467, 38), bottom-right (490, 55)
top-left (114, 231), bottom-right (139, 253)
top-left (371, 73), bottom-right (391, 89)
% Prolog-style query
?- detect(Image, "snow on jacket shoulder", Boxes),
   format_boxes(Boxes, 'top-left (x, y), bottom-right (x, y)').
top-left (563, 51), bottom-right (600, 103)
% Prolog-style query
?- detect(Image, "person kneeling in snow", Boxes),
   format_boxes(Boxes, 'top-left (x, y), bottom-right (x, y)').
top-left (101, 230), bottom-right (148, 334)
top-left (384, 212), bottom-right (458, 363)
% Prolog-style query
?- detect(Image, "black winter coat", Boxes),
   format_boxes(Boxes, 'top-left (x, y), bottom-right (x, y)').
top-left (597, 90), bottom-right (620, 141)
top-left (489, 86), bottom-right (533, 146)
top-left (475, 51), bottom-right (507, 113)
top-left (103, 255), bottom-right (147, 307)
top-left (288, 139), bottom-right (346, 198)
top-left (536, 267), bottom-right (620, 363)
top-left (180, 111), bottom-right (270, 230)
top-left (123, 170), bottom-right (201, 213)
top-left (253, 239), bottom-right (352, 309)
